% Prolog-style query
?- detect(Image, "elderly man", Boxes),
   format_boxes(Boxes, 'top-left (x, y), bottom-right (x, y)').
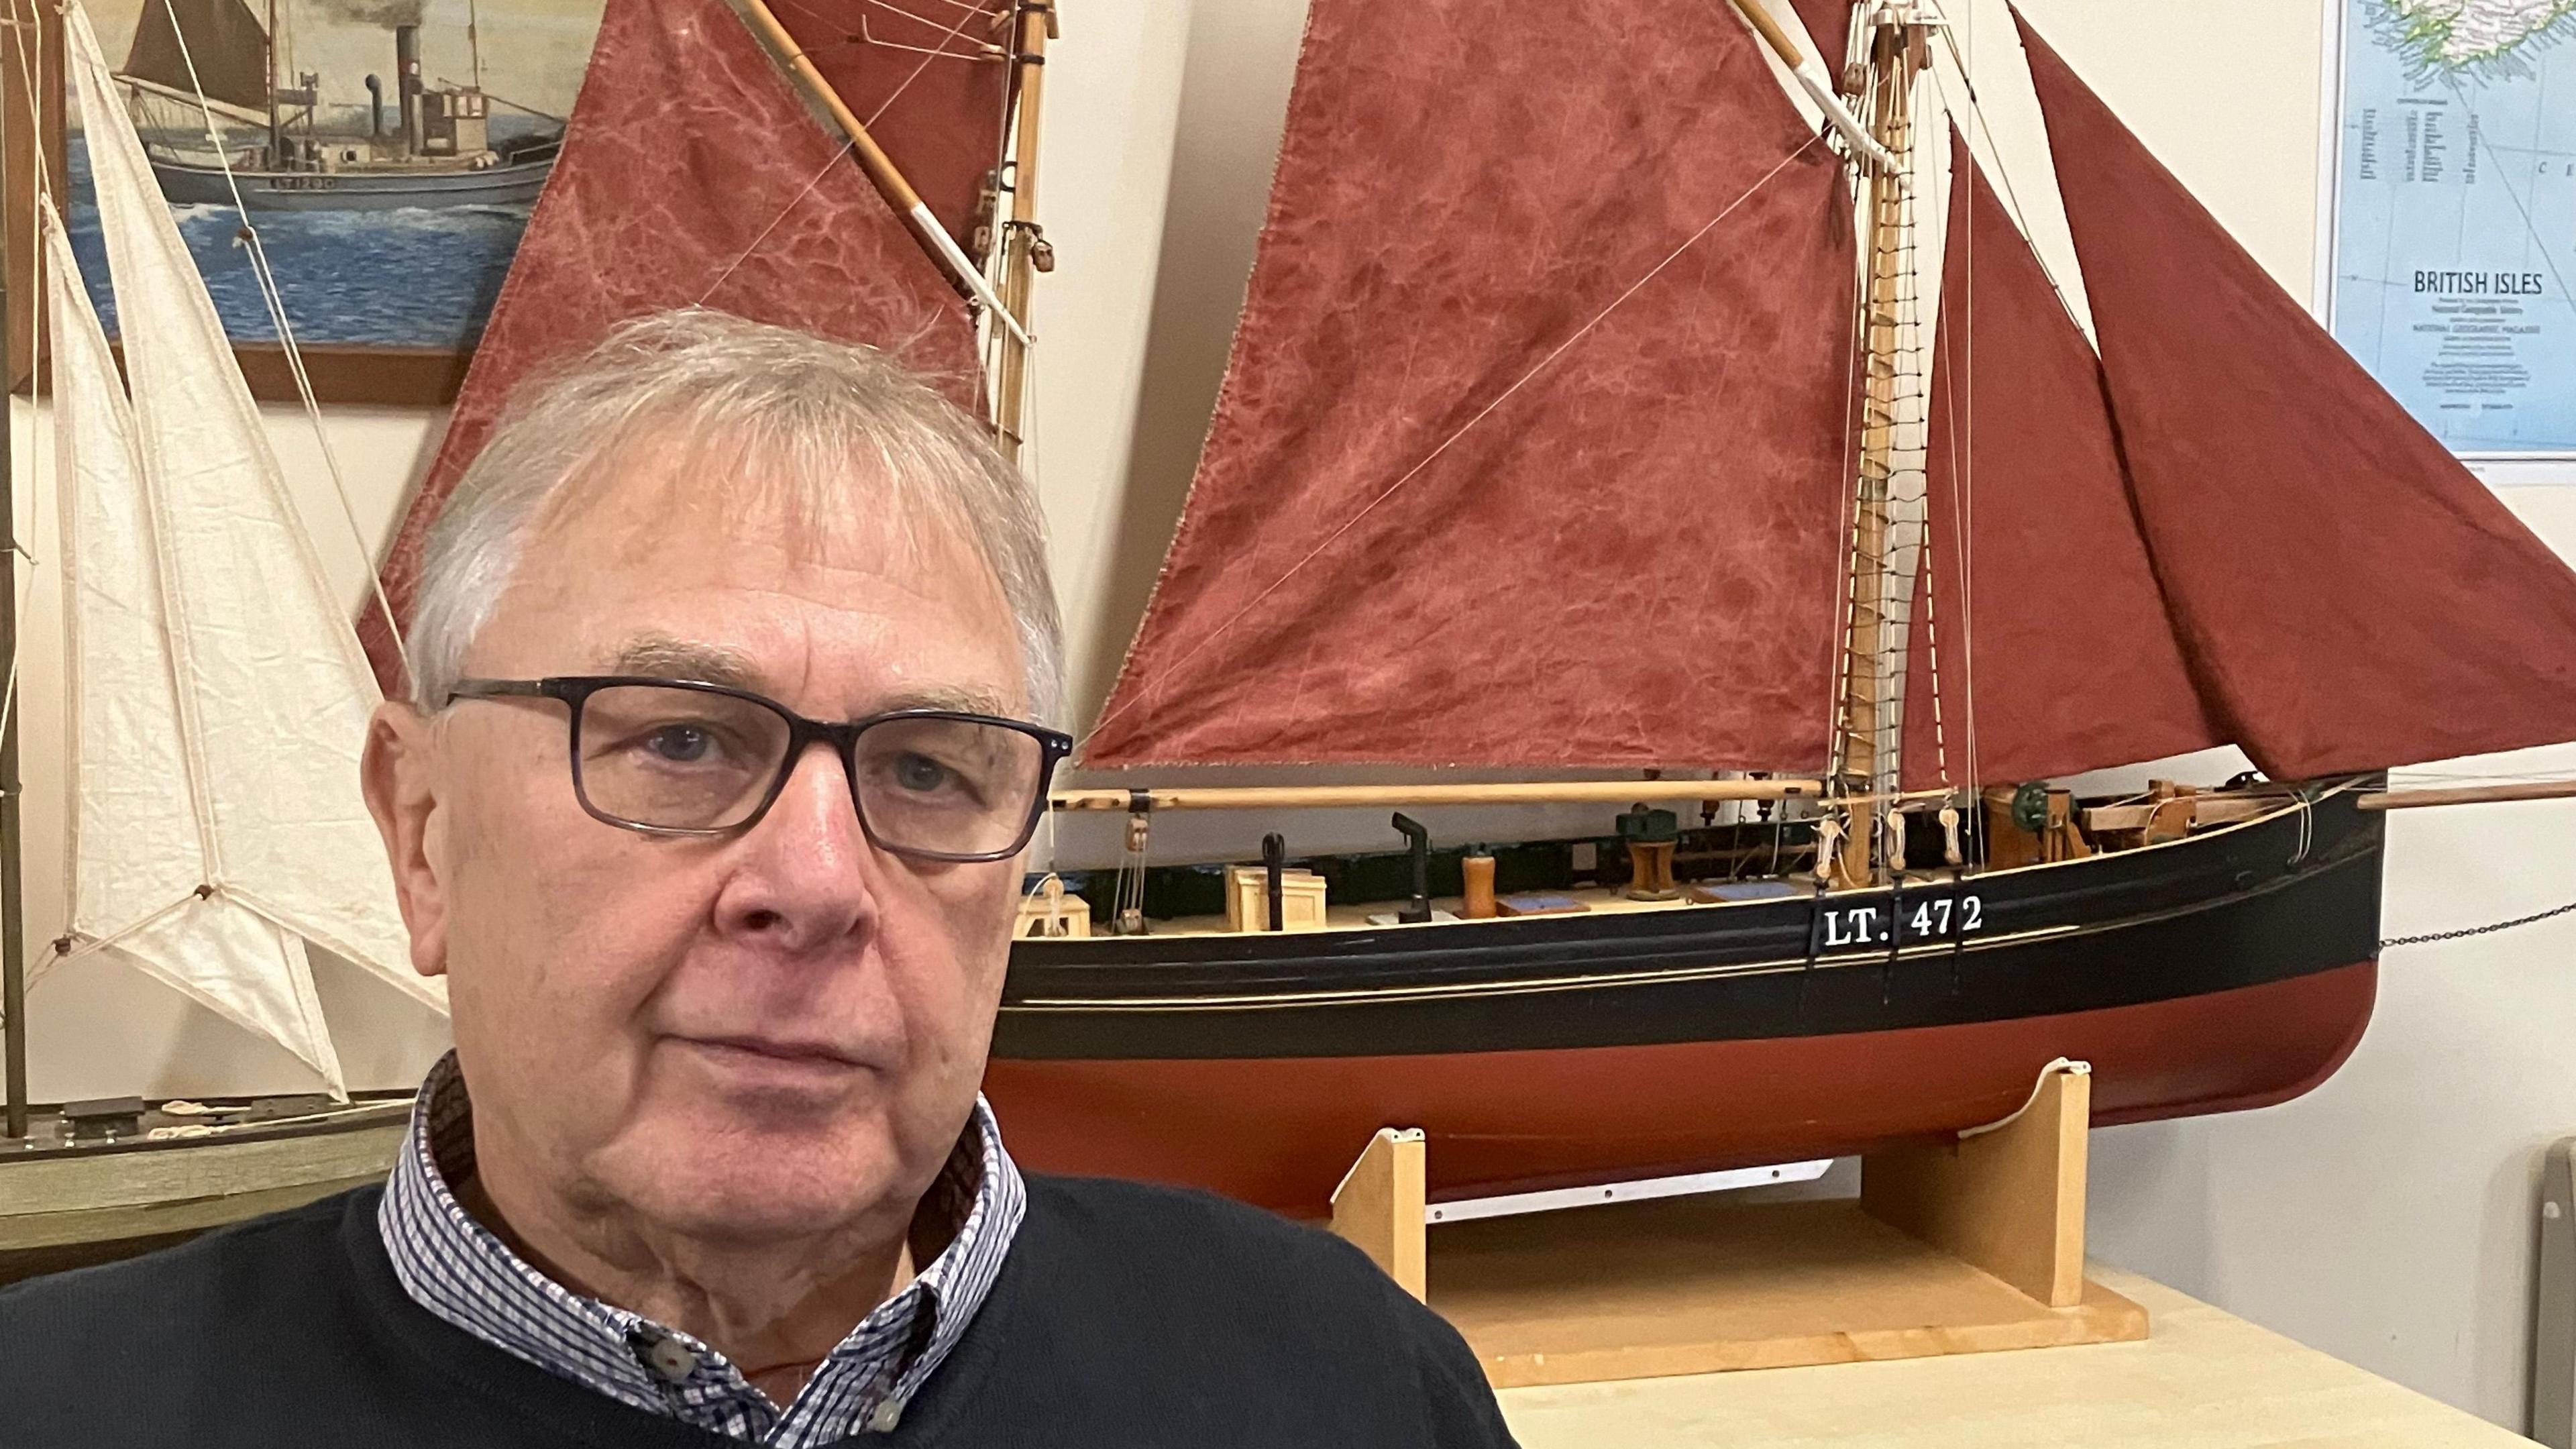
top-left (0, 311), bottom-right (1515, 1448)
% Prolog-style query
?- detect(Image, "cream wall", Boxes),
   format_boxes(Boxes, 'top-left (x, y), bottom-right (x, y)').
top-left (13, 0), bottom-right (2576, 1432)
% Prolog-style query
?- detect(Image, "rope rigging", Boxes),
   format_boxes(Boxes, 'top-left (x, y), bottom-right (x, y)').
top-left (2384, 896), bottom-right (2576, 950)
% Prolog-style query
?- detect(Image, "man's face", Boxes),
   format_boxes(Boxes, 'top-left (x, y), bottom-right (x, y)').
top-left (376, 451), bottom-right (1030, 1244)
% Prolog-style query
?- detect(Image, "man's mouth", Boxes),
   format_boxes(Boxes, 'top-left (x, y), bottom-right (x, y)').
top-left (671, 1034), bottom-right (873, 1081)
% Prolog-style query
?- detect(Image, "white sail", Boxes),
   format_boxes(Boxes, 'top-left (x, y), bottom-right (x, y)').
top-left (63, 0), bottom-right (447, 1020)
top-left (48, 213), bottom-right (347, 1091)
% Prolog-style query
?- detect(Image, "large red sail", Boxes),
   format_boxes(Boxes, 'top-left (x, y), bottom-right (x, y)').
top-left (1899, 131), bottom-right (2222, 791)
top-left (2019, 12), bottom-right (2576, 776)
top-left (360, 0), bottom-right (1002, 693)
top-left (1083, 0), bottom-right (1858, 769)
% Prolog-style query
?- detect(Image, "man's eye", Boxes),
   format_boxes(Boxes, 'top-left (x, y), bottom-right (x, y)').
top-left (893, 753), bottom-right (951, 792)
top-left (639, 724), bottom-right (718, 764)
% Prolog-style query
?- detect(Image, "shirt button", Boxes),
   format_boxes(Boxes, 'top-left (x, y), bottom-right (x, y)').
top-left (647, 1338), bottom-right (699, 1381)
top-left (869, 1396), bottom-right (906, 1433)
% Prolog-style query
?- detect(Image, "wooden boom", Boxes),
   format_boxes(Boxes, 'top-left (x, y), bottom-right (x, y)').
top-left (723, 0), bottom-right (1030, 343)
top-left (1051, 779), bottom-right (1821, 813)
top-left (2357, 778), bottom-right (2576, 811)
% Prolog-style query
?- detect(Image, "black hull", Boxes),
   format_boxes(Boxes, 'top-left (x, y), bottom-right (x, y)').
top-left (998, 781), bottom-right (2381, 1058)
top-left (985, 782), bottom-right (2382, 1212)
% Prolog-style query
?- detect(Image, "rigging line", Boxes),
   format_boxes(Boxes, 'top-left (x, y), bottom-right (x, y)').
top-left (696, 138), bottom-right (857, 303)
top-left (0, 551), bottom-right (34, 748)
top-left (1085, 132), bottom-right (1831, 745)
top-left (50, 892), bottom-right (194, 965)
top-left (1917, 58), bottom-right (1982, 808)
top-left (1939, 86), bottom-right (1977, 802)
top-left (698, 0), bottom-right (984, 304)
top-left (858, 16), bottom-right (1002, 59)
top-left (1824, 136), bottom-right (1868, 783)
top-left (3, 0), bottom-right (50, 773)
top-left (1923, 51), bottom-right (2090, 347)
top-left (869, 0), bottom-right (998, 19)
top-left (865, 0), bottom-right (993, 124)
top-left (2383, 894), bottom-right (2576, 949)
top-left (863, 0), bottom-right (997, 32)
top-left (150, 0), bottom-right (415, 688)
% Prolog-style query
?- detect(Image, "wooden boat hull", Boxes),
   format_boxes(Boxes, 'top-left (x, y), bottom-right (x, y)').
top-left (0, 1104), bottom-right (409, 1285)
top-left (988, 784), bottom-right (2382, 1214)
top-left (147, 153), bottom-right (557, 211)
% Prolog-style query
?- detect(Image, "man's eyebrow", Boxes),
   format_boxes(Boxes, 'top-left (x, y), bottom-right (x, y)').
top-left (604, 641), bottom-right (1016, 718)
top-left (878, 684), bottom-right (1017, 717)
top-left (606, 636), bottom-right (765, 688)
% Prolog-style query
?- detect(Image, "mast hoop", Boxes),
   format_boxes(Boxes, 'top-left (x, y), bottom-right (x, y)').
top-left (1083, 131), bottom-right (1833, 751)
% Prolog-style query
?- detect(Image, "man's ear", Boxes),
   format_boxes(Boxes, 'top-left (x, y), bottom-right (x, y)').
top-left (363, 700), bottom-right (452, 980)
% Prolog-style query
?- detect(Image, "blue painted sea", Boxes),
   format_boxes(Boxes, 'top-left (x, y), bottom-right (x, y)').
top-left (66, 126), bottom-right (539, 349)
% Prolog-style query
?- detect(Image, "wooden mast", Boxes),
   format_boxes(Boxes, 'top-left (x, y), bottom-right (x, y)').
top-left (992, 0), bottom-right (1053, 464)
top-left (1, 97), bottom-right (21, 1136)
top-left (1831, 5), bottom-right (1927, 887)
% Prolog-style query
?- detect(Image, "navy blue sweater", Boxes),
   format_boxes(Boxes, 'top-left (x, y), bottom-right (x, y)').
top-left (0, 1175), bottom-right (1517, 1448)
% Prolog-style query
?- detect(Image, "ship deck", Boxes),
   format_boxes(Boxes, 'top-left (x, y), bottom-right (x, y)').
top-left (1129, 877), bottom-right (1838, 940)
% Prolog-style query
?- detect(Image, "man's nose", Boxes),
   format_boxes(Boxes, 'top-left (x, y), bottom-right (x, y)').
top-left (710, 741), bottom-right (881, 951)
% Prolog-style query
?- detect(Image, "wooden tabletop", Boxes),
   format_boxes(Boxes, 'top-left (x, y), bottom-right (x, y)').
top-left (1497, 1266), bottom-right (2530, 1448)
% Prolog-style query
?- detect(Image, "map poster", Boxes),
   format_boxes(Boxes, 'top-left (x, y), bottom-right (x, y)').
top-left (2330, 0), bottom-right (2576, 455)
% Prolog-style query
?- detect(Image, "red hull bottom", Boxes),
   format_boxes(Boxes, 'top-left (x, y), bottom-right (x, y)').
top-left (983, 961), bottom-right (2377, 1215)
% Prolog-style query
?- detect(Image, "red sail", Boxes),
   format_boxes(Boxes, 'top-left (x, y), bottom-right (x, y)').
top-left (2019, 12), bottom-right (2576, 776)
top-left (360, 0), bottom-right (1000, 693)
top-left (1899, 131), bottom-right (2222, 791)
top-left (1083, 0), bottom-right (1857, 769)
top-left (1787, 0), bottom-right (1851, 73)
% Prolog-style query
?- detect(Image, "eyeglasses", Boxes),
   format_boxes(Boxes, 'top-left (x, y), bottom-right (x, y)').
top-left (443, 676), bottom-right (1073, 863)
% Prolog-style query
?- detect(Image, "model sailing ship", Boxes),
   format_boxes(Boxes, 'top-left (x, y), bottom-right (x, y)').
top-left (116, 0), bottom-right (561, 209)
top-left (354, 0), bottom-right (2576, 1217)
top-left (979, 0), bottom-right (2576, 1213)
top-left (0, 1), bottom-right (445, 1279)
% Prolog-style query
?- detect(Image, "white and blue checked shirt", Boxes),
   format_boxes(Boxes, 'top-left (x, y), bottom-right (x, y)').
top-left (378, 1052), bottom-right (1026, 1445)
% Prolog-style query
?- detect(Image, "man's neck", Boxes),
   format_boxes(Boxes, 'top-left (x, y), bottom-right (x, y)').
top-left (455, 1150), bottom-right (922, 1404)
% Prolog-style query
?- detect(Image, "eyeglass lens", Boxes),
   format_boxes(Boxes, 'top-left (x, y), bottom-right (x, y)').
top-left (574, 684), bottom-right (1046, 856)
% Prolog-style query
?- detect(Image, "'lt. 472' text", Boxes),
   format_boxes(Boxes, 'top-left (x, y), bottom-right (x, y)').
top-left (1818, 895), bottom-right (1983, 949)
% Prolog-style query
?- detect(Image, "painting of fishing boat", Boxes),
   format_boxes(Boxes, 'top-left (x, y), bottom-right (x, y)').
top-left (42, 0), bottom-right (601, 388)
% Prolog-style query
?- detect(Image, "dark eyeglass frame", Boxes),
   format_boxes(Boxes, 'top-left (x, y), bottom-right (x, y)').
top-left (443, 675), bottom-right (1074, 862)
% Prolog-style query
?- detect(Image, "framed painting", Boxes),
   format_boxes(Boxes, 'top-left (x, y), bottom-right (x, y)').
top-left (3, 0), bottom-right (606, 402)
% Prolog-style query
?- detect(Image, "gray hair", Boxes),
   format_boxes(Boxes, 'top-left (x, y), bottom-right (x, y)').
top-left (407, 308), bottom-right (1063, 722)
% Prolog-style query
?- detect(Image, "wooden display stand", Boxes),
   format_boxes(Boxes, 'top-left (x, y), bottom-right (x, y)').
top-left (1329, 1061), bottom-right (2146, 1389)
